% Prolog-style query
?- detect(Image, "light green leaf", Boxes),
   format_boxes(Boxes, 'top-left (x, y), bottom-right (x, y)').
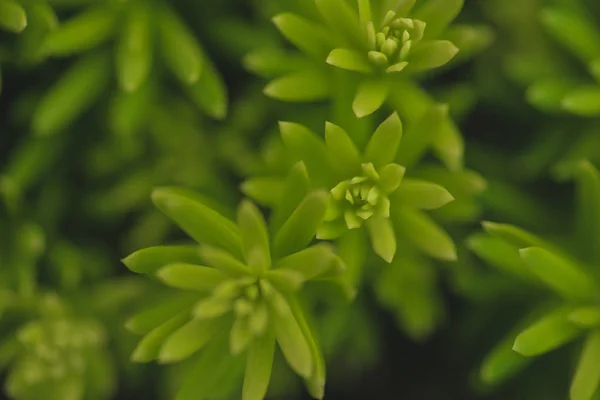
top-left (397, 103), bottom-right (448, 168)
top-left (325, 122), bottom-right (361, 174)
top-left (408, 40), bottom-right (459, 71)
top-left (413, 0), bottom-right (464, 39)
top-left (264, 70), bottom-right (331, 102)
top-left (238, 200), bottom-right (271, 273)
top-left (591, 59), bottom-right (600, 83)
top-left (541, 7), bottom-right (600, 63)
top-left (152, 187), bottom-right (243, 258)
top-left (316, 219), bottom-right (347, 240)
top-left (571, 330), bottom-right (600, 400)
top-left (131, 313), bottom-right (188, 362)
top-left (0, 0), bottom-right (27, 33)
top-left (326, 48), bottom-right (372, 73)
top-left (157, 264), bottom-right (229, 291)
top-left (526, 79), bottom-right (574, 112)
top-left (41, 6), bottom-right (114, 55)
top-left (242, 330), bottom-right (276, 400)
top-left (513, 307), bottom-right (583, 356)
top-left (480, 331), bottom-right (531, 386)
top-left (272, 13), bottom-right (332, 59)
top-left (122, 245), bottom-right (203, 274)
top-left (116, 1), bottom-right (153, 93)
top-left (276, 243), bottom-right (341, 280)
top-left (395, 179), bottom-right (454, 210)
top-left (273, 190), bottom-right (329, 258)
top-left (366, 215), bottom-right (396, 263)
top-left (265, 269), bottom-right (305, 292)
top-left (158, 4), bottom-right (204, 85)
top-left (125, 294), bottom-right (197, 334)
top-left (109, 80), bottom-right (154, 136)
top-left (482, 221), bottom-right (550, 249)
top-left (240, 177), bottom-right (285, 207)
top-left (199, 244), bottom-right (251, 276)
top-left (394, 207), bottom-right (456, 261)
top-left (33, 52), bottom-right (110, 136)
top-left (315, 0), bottom-right (364, 47)
top-left (519, 247), bottom-right (598, 302)
top-left (432, 119), bottom-right (463, 171)
top-left (570, 307), bottom-right (600, 328)
top-left (562, 86), bottom-right (600, 116)
top-left (364, 112), bottom-right (402, 167)
top-left (352, 79), bottom-right (389, 118)
top-left (379, 163), bottom-right (406, 193)
top-left (442, 24), bottom-right (494, 63)
top-left (186, 58), bottom-right (228, 119)
top-left (159, 318), bottom-right (223, 363)
top-left (270, 162), bottom-right (310, 234)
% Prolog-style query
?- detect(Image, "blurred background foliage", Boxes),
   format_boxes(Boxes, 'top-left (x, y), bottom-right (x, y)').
top-left (2, 0), bottom-right (600, 399)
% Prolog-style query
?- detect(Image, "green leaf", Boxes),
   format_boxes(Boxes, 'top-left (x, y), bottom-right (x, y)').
top-left (270, 162), bottom-right (310, 234)
top-left (379, 163), bottom-right (406, 193)
top-left (513, 307), bottom-right (583, 357)
top-left (242, 330), bottom-right (276, 400)
top-left (408, 40), bottom-right (459, 71)
top-left (158, 4), bottom-right (204, 85)
top-left (364, 112), bottom-right (403, 167)
top-left (562, 86), bottom-right (600, 116)
top-left (366, 215), bottom-right (396, 263)
top-left (240, 178), bottom-right (285, 207)
top-left (352, 79), bottom-right (389, 118)
top-left (571, 330), bottom-right (600, 400)
top-left (264, 70), bottom-right (331, 102)
top-left (116, 1), bottom-right (153, 93)
top-left (132, 312), bottom-right (188, 362)
top-left (541, 7), bottom-right (600, 63)
top-left (265, 269), bottom-right (305, 292)
top-left (199, 244), bottom-right (251, 276)
top-left (413, 0), bottom-right (464, 39)
top-left (276, 243), bottom-right (341, 280)
top-left (394, 207), bottom-right (456, 261)
top-left (41, 7), bottom-right (115, 55)
top-left (432, 119), bottom-right (463, 171)
top-left (230, 316), bottom-right (252, 355)
top-left (238, 200), bottom-right (271, 273)
top-left (273, 190), bottom-right (329, 258)
top-left (519, 247), bottom-right (599, 301)
top-left (480, 331), bottom-right (531, 386)
top-left (481, 221), bottom-right (549, 249)
top-left (271, 296), bottom-right (313, 378)
top-left (159, 318), bottom-right (223, 363)
top-left (33, 52), bottom-right (110, 136)
top-left (325, 122), bottom-right (361, 174)
top-left (156, 264), bottom-right (229, 291)
top-left (574, 161), bottom-right (600, 264)
top-left (526, 79), bottom-right (574, 112)
top-left (125, 294), bottom-right (197, 334)
top-left (591, 59), bottom-right (600, 83)
top-left (186, 58), bottom-right (228, 119)
top-left (570, 307), bottom-right (600, 328)
top-left (122, 245), bottom-right (203, 274)
top-left (395, 179), bottom-right (454, 210)
top-left (0, 0), bottom-right (27, 33)
top-left (326, 48), bottom-right (372, 73)
top-left (442, 24), bottom-right (494, 63)
top-left (315, 0), bottom-right (364, 47)
top-left (279, 122), bottom-right (336, 186)
top-left (397, 103), bottom-right (448, 168)
top-left (272, 13), bottom-right (332, 59)
top-left (152, 187), bottom-right (243, 258)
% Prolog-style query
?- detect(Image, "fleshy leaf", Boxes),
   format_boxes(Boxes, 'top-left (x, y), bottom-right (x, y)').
top-left (395, 179), bottom-right (454, 210)
top-left (325, 122), bottom-right (361, 174)
top-left (264, 70), bottom-right (331, 102)
top-left (480, 331), bottom-right (531, 386)
top-left (159, 318), bottom-right (223, 363)
top-left (413, 0), bottom-right (464, 39)
top-left (562, 86), bottom-right (600, 116)
top-left (366, 215), bottom-right (396, 263)
top-left (152, 187), bottom-right (243, 258)
top-left (569, 307), bottom-right (600, 328)
top-left (272, 13), bottom-right (332, 59)
top-left (156, 264), bottom-right (229, 291)
top-left (526, 79), bottom-right (574, 112)
top-left (276, 243), bottom-right (341, 280)
top-left (122, 245), bottom-right (203, 274)
top-left (242, 330), bottom-right (276, 400)
top-left (541, 7), bottom-right (600, 63)
top-left (407, 40), bottom-right (459, 71)
top-left (513, 308), bottom-right (583, 357)
top-left (0, 0), bottom-right (27, 33)
top-left (126, 294), bottom-right (197, 334)
top-left (482, 221), bottom-right (549, 249)
top-left (132, 313), bottom-right (188, 362)
top-left (238, 200), bottom-right (271, 273)
top-left (326, 48), bottom-right (372, 73)
top-left (199, 245), bottom-right (252, 276)
top-left (571, 330), bottom-right (600, 400)
top-left (273, 191), bottom-right (329, 258)
top-left (352, 79), bottom-right (389, 118)
top-left (397, 103), bottom-right (448, 168)
top-left (364, 112), bottom-right (403, 167)
top-left (240, 178), bottom-right (285, 207)
top-left (379, 163), bottom-right (406, 193)
top-left (186, 58), bottom-right (228, 119)
top-left (315, 0), bottom-right (364, 47)
top-left (270, 162), bottom-right (310, 234)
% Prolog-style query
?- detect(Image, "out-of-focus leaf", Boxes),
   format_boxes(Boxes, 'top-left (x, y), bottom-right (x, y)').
top-left (571, 330), bottom-right (600, 400)
top-left (0, 0), bottom-right (27, 33)
top-left (264, 70), bottom-right (331, 102)
top-left (131, 313), bottom-right (188, 362)
top-left (159, 318), bottom-right (224, 363)
top-left (413, 0), bottom-right (464, 39)
top-left (242, 330), bottom-right (275, 400)
top-left (238, 200), bottom-right (271, 272)
top-left (541, 7), bottom-right (600, 63)
top-left (270, 162), bottom-right (310, 234)
top-left (122, 245), bottom-right (203, 274)
top-left (186, 58), bottom-right (228, 119)
top-left (156, 264), bottom-right (228, 291)
top-left (562, 86), bottom-right (600, 116)
top-left (272, 13), bottom-right (332, 59)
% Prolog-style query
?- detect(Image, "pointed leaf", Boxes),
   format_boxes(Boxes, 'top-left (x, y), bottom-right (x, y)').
top-left (366, 216), bottom-right (396, 263)
top-left (242, 330), bottom-right (276, 400)
top-left (480, 332), bottom-right (531, 386)
top-left (432, 119), bottom-right (463, 171)
top-left (157, 264), bottom-right (228, 291)
top-left (395, 179), bottom-right (454, 210)
top-left (132, 313), bottom-right (188, 362)
top-left (265, 269), bottom-right (305, 292)
top-left (159, 318), bottom-right (223, 363)
top-left (272, 13), bottom-right (332, 59)
top-left (275, 243), bottom-right (341, 280)
top-left (238, 200), bottom-right (271, 273)
top-left (397, 103), bottom-right (448, 168)
top-left (514, 308), bottom-right (583, 356)
top-left (408, 40), bottom-right (459, 71)
top-left (541, 7), bottom-right (600, 63)
top-left (570, 307), bottom-right (600, 328)
top-left (186, 58), bottom-right (228, 119)
top-left (152, 187), bottom-right (243, 258)
top-left (482, 221), bottom-right (550, 249)
top-left (413, 0), bottom-right (464, 39)
top-left (325, 122), bottom-right (361, 174)
top-left (271, 162), bottom-right (310, 234)
top-left (0, 1), bottom-right (26, 33)
top-left (240, 177), bottom-right (284, 207)
top-left (122, 245), bottom-right (203, 274)
top-left (41, 7), bottom-right (115, 55)
top-left (571, 330), bottom-right (600, 400)
top-left (126, 294), bottom-right (197, 334)
top-left (519, 247), bottom-right (598, 301)
top-left (273, 191), bottom-right (329, 257)
top-left (364, 112), bottom-right (402, 166)
top-left (394, 207), bottom-right (456, 261)
top-left (562, 86), bottom-right (600, 116)
top-left (353, 79), bottom-right (389, 118)
top-left (379, 163), bottom-right (406, 193)
top-left (315, 0), bottom-right (364, 47)
top-left (264, 70), bottom-right (331, 102)
top-left (199, 244), bottom-right (251, 276)
top-left (326, 48), bottom-right (372, 73)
